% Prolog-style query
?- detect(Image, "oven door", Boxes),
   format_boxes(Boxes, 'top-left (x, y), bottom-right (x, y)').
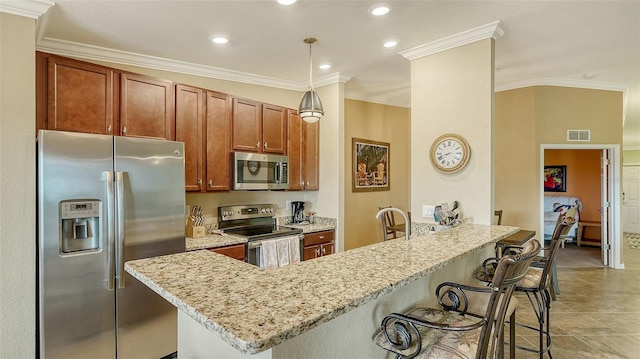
top-left (233, 152), bottom-right (289, 190)
top-left (247, 235), bottom-right (304, 267)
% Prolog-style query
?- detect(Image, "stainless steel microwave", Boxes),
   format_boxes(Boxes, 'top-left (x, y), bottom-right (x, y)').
top-left (232, 152), bottom-right (289, 190)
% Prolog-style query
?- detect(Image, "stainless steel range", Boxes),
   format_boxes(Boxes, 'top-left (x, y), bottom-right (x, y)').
top-left (218, 204), bottom-right (303, 266)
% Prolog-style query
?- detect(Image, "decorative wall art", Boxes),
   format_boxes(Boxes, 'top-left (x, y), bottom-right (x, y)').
top-left (544, 165), bottom-right (566, 192)
top-left (352, 138), bottom-right (389, 192)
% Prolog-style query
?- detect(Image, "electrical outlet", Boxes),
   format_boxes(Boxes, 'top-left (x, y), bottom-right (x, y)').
top-left (423, 205), bottom-right (436, 218)
top-left (285, 200), bottom-right (292, 211)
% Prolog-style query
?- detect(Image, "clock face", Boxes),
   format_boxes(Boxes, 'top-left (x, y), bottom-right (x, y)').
top-left (430, 134), bottom-right (471, 173)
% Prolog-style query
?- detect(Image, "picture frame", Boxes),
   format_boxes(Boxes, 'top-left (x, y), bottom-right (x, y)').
top-left (543, 165), bottom-right (566, 192)
top-left (352, 138), bottom-right (390, 192)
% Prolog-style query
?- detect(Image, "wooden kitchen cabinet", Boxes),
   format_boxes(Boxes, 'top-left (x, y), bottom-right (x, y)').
top-left (204, 91), bottom-right (232, 191)
top-left (175, 85), bottom-right (231, 192)
top-left (303, 230), bottom-right (335, 260)
top-left (209, 243), bottom-right (246, 262)
top-left (232, 97), bottom-right (286, 154)
top-left (39, 53), bottom-right (116, 135)
top-left (261, 104), bottom-right (287, 154)
top-left (175, 84), bottom-right (204, 191)
top-left (120, 73), bottom-right (174, 140)
top-left (287, 109), bottom-right (319, 190)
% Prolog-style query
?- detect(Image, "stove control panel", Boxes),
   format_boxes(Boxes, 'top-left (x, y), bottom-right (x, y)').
top-left (218, 204), bottom-right (275, 222)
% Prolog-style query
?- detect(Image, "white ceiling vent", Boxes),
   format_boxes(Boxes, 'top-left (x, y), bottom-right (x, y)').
top-left (567, 129), bottom-right (591, 142)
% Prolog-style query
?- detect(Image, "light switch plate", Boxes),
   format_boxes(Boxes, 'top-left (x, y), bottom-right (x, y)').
top-left (423, 205), bottom-right (436, 218)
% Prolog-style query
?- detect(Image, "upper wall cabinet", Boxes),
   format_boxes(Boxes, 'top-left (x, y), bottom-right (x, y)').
top-left (204, 91), bottom-right (232, 191)
top-left (175, 84), bottom-right (204, 191)
top-left (39, 53), bottom-right (116, 135)
top-left (176, 85), bottom-right (231, 192)
top-left (231, 97), bottom-right (286, 154)
top-left (120, 73), bottom-right (174, 140)
top-left (287, 109), bottom-right (319, 190)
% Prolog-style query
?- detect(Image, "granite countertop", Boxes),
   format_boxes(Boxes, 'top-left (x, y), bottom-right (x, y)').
top-left (185, 233), bottom-right (247, 251)
top-left (126, 224), bottom-right (518, 355)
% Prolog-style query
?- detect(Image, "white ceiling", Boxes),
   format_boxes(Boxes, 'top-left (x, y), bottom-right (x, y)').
top-left (27, 0), bottom-right (640, 147)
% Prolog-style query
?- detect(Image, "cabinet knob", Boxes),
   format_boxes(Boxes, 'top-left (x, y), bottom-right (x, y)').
top-left (123, 127), bottom-right (127, 134)
top-left (208, 180), bottom-right (213, 187)
top-left (316, 248), bottom-right (320, 256)
top-left (198, 179), bottom-right (203, 186)
top-left (107, 125), bottom-right (112, 133)
top-left (256, 142), bottom-right (260, 148)
top-left (319, 236), bottom-right (324, 239)
top-left (322, 247), bottom-right (326, 254)
top-left (263, 142), bottom-right (267, 149)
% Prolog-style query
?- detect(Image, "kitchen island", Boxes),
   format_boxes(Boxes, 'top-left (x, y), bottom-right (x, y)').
top-left (125, 224), bottom-right (519, 358)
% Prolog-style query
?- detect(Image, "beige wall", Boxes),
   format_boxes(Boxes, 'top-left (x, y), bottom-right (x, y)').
top-left (410, 38), bottom-right (495, 225)
top-left (344, 99), bottom-right (410, 250)
top-left (624, 150), bottom-right (640, 165)
top-left (495, 86), bottom-right (623, 232)
top-left (0, 13), bottom-right (36, 358)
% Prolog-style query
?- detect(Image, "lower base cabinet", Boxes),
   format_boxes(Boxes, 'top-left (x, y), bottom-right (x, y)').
top-left (209, 243), bottom-right (246, 262)
top-left (303, 230), bottom-right (335, 260)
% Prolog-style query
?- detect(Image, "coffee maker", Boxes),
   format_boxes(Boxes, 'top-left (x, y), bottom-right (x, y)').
top-left (291, 201), bottom-right (305, 224)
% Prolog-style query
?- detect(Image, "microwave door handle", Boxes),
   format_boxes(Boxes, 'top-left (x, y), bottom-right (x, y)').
top-left (275, 162), bottom-right (280, 183)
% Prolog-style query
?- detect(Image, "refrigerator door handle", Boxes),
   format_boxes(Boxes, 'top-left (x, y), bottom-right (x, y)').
top-left (115, 171), bottom-right (126, 289)
top-left (104, 171), bottom-right (116, 291)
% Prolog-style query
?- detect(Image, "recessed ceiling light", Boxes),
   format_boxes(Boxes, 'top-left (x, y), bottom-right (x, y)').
top-left (371, 5), bottom-right (390, 16)
top-left (319, 64), bottom-right (331, 70)
top-left (383, 40), bottom-right (398, 48)
top-left (277, 0), bottom-right (296, 5)
top-left (211, 36), bottom-right (229, 44)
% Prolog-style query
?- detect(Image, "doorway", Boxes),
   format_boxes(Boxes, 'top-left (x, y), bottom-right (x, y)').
top-left (623, 166), bottom-right (640, 234)
top-left (540, 144), bottom-right (622, 269)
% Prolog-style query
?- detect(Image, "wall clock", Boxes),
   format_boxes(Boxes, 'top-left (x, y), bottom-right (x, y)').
top-left (429, 133), bottom-right (471, 173)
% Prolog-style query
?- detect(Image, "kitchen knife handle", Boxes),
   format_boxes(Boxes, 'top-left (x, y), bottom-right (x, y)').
top-left (104, 171), bottom-right (115, 291)
top-left (115, 171), bottom-right (126, 289)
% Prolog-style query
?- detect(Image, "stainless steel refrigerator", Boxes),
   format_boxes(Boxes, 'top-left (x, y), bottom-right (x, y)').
top-left (37, 130), bottom-right (185, 359)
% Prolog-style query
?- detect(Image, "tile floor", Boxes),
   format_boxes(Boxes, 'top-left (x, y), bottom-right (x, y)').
top-left (506, 235), bottom-right (640, 358)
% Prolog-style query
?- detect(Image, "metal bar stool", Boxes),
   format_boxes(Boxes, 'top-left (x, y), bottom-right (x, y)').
top-left (476, 216), bottom-right (574, 358)
top-left (374, 239), bottom-right (541, 359)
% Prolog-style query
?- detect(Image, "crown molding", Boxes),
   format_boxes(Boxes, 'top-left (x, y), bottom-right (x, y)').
top-left (495, 78), bottom-right (629, 93)
top-left (344, 93), bottom-right (410, 108)
top-left (0, 0), bottom-right (53, 19)
top-left (36, 36), bottom-right (349, 92)
top-left (399, 20), bottom-right (504, 61)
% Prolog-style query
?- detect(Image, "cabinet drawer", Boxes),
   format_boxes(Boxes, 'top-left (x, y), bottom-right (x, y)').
top-left (304, 230), bottom-right (334, 247)
top-left (209, 244), bottom-right (246, 261)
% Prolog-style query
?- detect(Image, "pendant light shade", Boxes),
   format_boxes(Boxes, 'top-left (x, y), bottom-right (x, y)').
top-left (299, 37), bottom-right (323, 123)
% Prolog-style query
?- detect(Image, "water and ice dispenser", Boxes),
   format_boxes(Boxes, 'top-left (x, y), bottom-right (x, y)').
top-left (60, 200), bottom-right (101, 254)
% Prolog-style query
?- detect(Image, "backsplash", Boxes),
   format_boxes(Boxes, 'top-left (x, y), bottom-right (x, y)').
top-left (275, 216), bottom-right (336, 228)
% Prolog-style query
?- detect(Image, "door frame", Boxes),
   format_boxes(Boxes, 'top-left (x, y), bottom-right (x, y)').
top-left (540, 143), bottom-right (623, 269)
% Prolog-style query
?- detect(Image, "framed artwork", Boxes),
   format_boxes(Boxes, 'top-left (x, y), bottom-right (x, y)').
top-left (544, 165), bottom-right (566, 192)
top-left (352, 138), bottom-right (389, 192)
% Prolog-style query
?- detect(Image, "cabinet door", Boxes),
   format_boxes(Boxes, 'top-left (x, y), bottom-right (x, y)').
top-left (209, 244), bottom-right (246, 261)
top-left (120, 73), bottom-right (174, 140)
top-left (205, 91), bottom-right (232, 191)
top-left (175, 84), bottom-right (204, 192)
top-left (303, 120), bottom-right (320, 190)
top-left (287, 109), bottom-right (303, 190)
top-left (320, 242), bottom-right (334, 257)
top-left (232, 97), bottom-right (261, 152)
top-left (303, 244), bottom-right (320, 261)
top-left (262, 104), bottom-right (287, 154)
top-left (46, 55), bottom-right (115, 135)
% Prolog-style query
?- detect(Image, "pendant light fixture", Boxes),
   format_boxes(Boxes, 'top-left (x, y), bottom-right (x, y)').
top-left (298, 37), bottom-right (324, 123)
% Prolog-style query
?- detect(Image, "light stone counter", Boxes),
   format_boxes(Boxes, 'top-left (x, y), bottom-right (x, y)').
top-left (125, 224), bottom-right (519, 357)
top-left (185, 233), bottom-right (247, 251)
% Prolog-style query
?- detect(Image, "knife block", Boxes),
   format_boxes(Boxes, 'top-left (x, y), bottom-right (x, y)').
top-left (186, 217), bottom-right (205, 238)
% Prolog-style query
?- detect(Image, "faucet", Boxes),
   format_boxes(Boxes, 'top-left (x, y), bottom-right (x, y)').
top-left (375, 207), bottom-right (411, 241)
